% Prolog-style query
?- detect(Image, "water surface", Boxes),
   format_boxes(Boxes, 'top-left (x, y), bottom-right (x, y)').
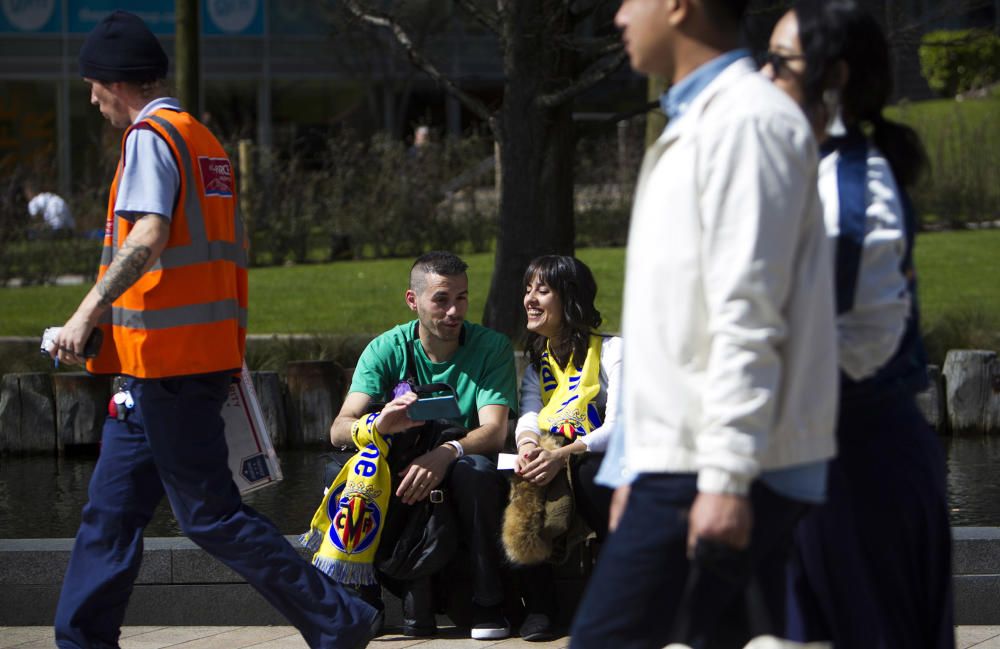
top-left (1, 438), bottom-right (998, 538)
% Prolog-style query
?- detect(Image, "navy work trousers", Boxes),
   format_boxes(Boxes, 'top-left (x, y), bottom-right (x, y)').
top-left (570, 473), bottom-right (807, 649)
top-left (785, 393), bottom-right (955, 648)
top-left (54, 373), bottom-right (376, 649)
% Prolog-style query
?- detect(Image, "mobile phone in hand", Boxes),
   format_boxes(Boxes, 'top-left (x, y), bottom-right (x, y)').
top-left (407, 394), bottom-right (461, 421)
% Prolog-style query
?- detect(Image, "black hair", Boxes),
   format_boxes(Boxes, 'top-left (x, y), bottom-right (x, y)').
top-left (409, 250), bottom-right (468, 291)
top-left (793, 0), bottom-right (927, 186)
top-left (522, 255), bottom-right (602, 371)
top-left (703, 0), bottom-right (751, 29)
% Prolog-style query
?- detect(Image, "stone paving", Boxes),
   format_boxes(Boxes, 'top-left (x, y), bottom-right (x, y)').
top-left (2, 627), bottom-right (998, 649)
top-left (0, 626), bottom-right (570, 648)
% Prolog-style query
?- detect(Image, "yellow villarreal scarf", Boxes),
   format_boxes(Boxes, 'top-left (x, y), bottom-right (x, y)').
top-left (537, 335), bottom-right (604, 442)
top-left (299, 412), bottom-right (391, 586)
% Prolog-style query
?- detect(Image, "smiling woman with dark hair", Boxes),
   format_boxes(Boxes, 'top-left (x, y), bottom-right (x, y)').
top-left (762, 2), bottom-right (955, 647)
top-left (503, 254), bottom-right (621, 642)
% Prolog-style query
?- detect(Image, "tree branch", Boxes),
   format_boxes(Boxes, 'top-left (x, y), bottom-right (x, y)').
top-left (536, 48), bottom-right (627, 109)
top-left (883, 0), bottom-right (993, 44)
top-left (569, 0), bottom-right (610, 21)
top-left (454, 0), bottom-right (501, 36)
top-left (340, 0), bottom-right (496, 128)
top-left (557, 33), bottom-right (623, 59)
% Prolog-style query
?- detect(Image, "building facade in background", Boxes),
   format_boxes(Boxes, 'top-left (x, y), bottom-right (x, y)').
top-left (1, 0), bottom-right (996, 203)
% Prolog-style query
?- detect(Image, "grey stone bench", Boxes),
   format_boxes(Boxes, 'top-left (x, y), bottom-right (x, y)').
top-left (0, 536), bottom-right (400, 626)
top-left (1, 529), bottom-right (996, 626)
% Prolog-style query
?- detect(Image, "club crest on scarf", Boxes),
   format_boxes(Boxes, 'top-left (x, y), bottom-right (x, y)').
top-left (328, 479), bottom-right (383, 554)
top-left (537, 336), bottom-right (604, 443)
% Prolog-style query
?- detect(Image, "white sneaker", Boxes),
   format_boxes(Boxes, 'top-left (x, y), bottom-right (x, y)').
top-left (471, 605), bottom-right (510, 640)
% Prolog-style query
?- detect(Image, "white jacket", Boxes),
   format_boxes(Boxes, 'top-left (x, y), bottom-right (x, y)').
top-left (621, 58), bottom-right (839, 495)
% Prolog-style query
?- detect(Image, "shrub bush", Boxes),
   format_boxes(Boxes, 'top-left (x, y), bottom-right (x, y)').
top-left (920, 29), bottom-right (1000, 98)
top-left (891, 97), bottom-right (1000, 227)
top-left (922, 306), bottom-right (1000, 367)
top-left (0, 239), bottom-right (101, 285)
top-left (573, 117), bottom-right (643, 248)
top-left (244, 333), bottom-right (375, 374)
top-left (236, 131), bottom-right (497, 265)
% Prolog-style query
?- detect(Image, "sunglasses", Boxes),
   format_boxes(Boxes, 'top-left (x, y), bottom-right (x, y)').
top-left (759, 50), bottom-right (806, 74)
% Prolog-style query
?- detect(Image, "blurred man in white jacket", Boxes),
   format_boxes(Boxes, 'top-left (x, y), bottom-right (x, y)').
top-left (571, 1), bottom-right (838, 647)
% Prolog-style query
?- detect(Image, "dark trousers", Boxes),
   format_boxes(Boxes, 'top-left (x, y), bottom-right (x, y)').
top-left (443, 453), bottom-right (509, 606)
top-left (570, 473), bottom-right (807, 649)
top-left (786, 394), bottom-right (955, 649)
top-left (519, 453), bottom-right (613, 618)
top-left (54, 373), bottom-right (376, 649)
top-left (570, 452), bottom-right (614, 541)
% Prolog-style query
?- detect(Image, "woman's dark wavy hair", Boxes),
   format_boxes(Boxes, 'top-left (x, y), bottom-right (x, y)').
top-left (522, 255), bottom-right (602, 371)
top-left (793, 0), bottom-right (928, 186)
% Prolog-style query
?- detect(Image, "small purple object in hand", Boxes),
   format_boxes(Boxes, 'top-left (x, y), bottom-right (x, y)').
top-left (391, 380), bottom-right (413, 400)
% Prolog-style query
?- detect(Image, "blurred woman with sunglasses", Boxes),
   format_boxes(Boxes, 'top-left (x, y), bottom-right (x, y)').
top-left (762, 2), bottom-right (954, 647)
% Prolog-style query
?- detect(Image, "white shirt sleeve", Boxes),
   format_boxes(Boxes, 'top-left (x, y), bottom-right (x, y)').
top-left (580, 336), bottom-right (623, 453)
top-left (827, 152), bottom-right (910, 380)
top-left (27, 195), bottom-right (42, 217)
top-left (514, 361), bottom-right (542, 439)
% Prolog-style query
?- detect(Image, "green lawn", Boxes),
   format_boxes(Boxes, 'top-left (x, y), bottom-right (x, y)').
top-left (886, 86), bottom-right (1000, 162)
top-left (0, 248), bottom-right (625, 338)
top-left (915, 229), bottom-right (1000, 321)
top-left (886, 91), bottom-right (1000, 224)
top-left (2, 233), bottom-right (995, 354)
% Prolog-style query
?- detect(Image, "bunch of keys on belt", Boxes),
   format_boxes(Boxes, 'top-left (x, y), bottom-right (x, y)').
top-left (108, 389), bottom-right (134, 421)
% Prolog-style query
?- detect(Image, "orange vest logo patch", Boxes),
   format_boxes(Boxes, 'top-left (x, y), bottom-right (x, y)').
top-left (198, 156), bottom-right (234, 197)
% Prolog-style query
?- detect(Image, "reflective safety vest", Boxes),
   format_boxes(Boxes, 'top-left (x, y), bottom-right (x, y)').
top-left (87, 108), bottom-right (248, 379)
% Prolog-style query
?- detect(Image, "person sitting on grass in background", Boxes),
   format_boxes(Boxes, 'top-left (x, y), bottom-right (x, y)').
top-left (503, 255), bottom-right (621, 642)
top-left (24, 180), bottom-right (75, 239)
top-left (322, 250), bottom-right (518, 640)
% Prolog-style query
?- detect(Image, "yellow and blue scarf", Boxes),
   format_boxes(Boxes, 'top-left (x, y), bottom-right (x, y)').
top-left (300, 412), bottom-right (391, 586)
top-left (537, 335), bottom-right (604, 442)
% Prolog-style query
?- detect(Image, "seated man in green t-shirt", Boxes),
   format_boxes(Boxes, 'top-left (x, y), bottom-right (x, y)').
top-left (331, 250), bottom-right (517, 640)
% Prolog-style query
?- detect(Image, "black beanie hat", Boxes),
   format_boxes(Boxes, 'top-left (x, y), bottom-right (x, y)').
top-left (79, 10), bottom-right (168, 82)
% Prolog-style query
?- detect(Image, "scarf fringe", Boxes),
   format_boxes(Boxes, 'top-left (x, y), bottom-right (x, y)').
top-left (299, 528), bottom-right (322, 552)
top-left (311, 554), bottom-right (378, 586)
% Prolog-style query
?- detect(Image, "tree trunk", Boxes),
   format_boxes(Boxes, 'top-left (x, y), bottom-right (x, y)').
top-left (483, 1), bottom-right (577, 338)
top-left (53, 372), bottom-right (110, 451)
top-left (285, 360), bottom-right (346, 447)
top-left (0, 373), bottom-right (55, 454)
top-left (485, 108), bottom-right (576, 338)
top-left (175, 0), bottom-right (200, 115)
top-left (251, 371), bottom-right (288, 448)
top-left (915, 364), bottom-right (945, 433)
top-left (943, 350), bottom-right (1000, 436)
top-left (645, 76), bottom-right (669, 147)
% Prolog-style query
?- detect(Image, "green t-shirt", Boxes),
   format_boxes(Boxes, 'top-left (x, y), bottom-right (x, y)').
top-left (350, 320), bottom-right (518, 430)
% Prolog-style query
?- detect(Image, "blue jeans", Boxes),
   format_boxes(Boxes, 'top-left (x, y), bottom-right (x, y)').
top-left (570, 473), bottom-right (807, 649)
top-left (54, 373), bottom-right (376, 649)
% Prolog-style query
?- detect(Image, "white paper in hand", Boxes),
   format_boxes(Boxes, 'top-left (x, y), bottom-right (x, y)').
top-left (496, 453), bottom-right (518, 471)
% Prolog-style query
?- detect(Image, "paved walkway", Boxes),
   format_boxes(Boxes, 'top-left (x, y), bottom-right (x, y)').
top-left (2, 627), bottom-right (998, 648)
top-left (0, 626), bottom-right (569, 648)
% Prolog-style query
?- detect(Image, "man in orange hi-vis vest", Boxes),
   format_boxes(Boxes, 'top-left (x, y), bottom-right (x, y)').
top-left (48, 11), bottom-right (379, 649)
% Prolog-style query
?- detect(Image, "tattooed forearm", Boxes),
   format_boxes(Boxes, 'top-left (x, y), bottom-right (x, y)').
top-left (97, 243), bottom-right (153, 306)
